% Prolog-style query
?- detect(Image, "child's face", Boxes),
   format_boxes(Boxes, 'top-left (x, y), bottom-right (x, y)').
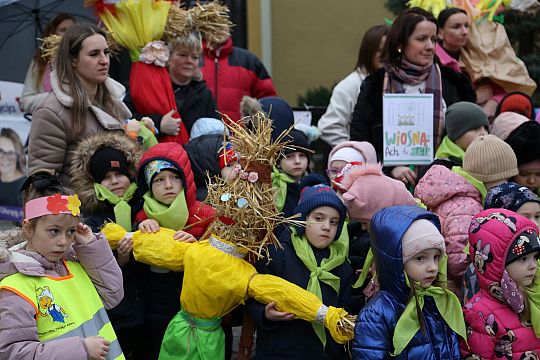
top-left (455, 126), bottom-right (487, 151)
top-left (23, 214), bottom-right (79, 262)
top-left (151, 170), bottom-right (183, 205)
top-left (404, 248), bottom-right (440, 288)
top-left (100, 170), bottom-right (131, 197)
top-left (516, 201), bottom-right (540, 226)
top-left (513, 167), bottom-right (540, 193)
top-left (327, 160), bottom-right (348, 181)
top-left (220, 162), bottom-right (241, 182)
top-left (506, 251), bottom-right (539, 288)
top-left (305, 206), bottom-right (340, 249)
top-left (280, 151), bottom-right (308, 181)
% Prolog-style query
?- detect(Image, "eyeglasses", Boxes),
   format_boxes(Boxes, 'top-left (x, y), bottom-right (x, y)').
top-left (0, 150), bottom-right (17, 159)
top-left (326, 168), bottom-right (342, 178)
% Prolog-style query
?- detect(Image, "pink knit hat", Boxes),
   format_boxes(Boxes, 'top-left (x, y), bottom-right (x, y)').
top-left (402, 219), bottom-right (446, 264)
top-left (489, 112), bottom-right (529, 141)
top-left (340, 164), bottom-right (417, 221)
top-left (327, 141), bottom-right (377, 169)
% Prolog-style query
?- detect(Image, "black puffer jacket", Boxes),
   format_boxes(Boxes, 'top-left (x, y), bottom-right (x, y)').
top-left (125, 79), bottom-right (219, 136)
top-left (184, 133), bottom-right (223, 201)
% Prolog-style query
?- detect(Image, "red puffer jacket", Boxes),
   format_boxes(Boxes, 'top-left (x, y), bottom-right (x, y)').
top-left (201, 37), bottom-right (277, 123)
top-left (135, 142), bottom-right (214, 238)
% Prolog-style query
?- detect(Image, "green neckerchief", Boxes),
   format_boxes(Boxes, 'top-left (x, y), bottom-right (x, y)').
top-left (94, 182), bottom-right (137, 231)
top-left (435, 136), bottom-right (465, 161)
top-left (353, 248), bottom-right (374, 289)
top-left (138, 122), bottom-right (158, 150)
top-left (392, 255), bottom-right (466, 356)
top-left (272, 166), bottom-right (295, 212)
top-left (523, 267), bottom-right (540, 337)
top-left (353, 202), bottom-right (426, 289)
top-left (451, 166), bottom-right (487, 203)
top-left (142, 189), bottom-right (189, 230)
top-left (290, 226), bottom-right (348, 347)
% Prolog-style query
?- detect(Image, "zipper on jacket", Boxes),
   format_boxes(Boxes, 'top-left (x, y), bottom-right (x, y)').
top-left (214, 48), bottom-right (220, 106)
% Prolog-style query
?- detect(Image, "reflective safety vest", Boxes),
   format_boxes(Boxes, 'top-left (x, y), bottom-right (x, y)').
top-left (0, 260), bottom-right (124, 360)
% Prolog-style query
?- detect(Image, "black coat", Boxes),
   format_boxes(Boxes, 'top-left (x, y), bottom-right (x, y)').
top-left (184, 134), bottom-right (223, 201)
top-left (246, 227), bottom-right (354, 360)
top-left (349, 65), bottom-right (476, 162)
top-left (124, 79), bottom-right (219, 135)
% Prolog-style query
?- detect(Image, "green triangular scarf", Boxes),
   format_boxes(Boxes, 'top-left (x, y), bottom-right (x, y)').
top-left (290, 226), bottom-right (348, 346)
top-left (392, 255), bottom-right (466, 356)
top-left (435, 136), bottom-right (465, 161)
top-left (142, 189), bottom-right (189, 230)
top-left (451, 166), bottom-right (487, 203)
top-left (272, 166), bottom-right (295, 212)
top-left (94, 182), bottom-right (137, 231)
top-left (523, 267), bottom-right (540, 337)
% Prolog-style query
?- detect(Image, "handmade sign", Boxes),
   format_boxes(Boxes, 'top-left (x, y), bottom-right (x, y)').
top-left (382, 94), bottom-right (434, 166)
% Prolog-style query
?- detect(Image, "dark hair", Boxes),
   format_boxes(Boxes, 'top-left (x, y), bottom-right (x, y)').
top-left (0, 128), bottom-right (26, 174)
top-left (32, 13), bottom-right (76, 88)
top-left (21, 171), bottom-right (74, 227)
top-left (437, 7), bottom-right (467, 29)
top-left (384, 7), bottom-right (438, 68)
top-left (56, 24), bottom-right (123, 136)
top-left (355, 24), bottom-right (389, 75)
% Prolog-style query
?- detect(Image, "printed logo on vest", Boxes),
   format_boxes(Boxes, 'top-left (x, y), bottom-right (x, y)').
top-left (37, 286), bottom-right (68, 323)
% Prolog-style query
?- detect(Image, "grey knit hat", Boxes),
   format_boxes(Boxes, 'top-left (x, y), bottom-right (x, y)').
top-left (445, 102), bottom-right (489, 142)
top-left (463, 135), bottom-right (519, 183)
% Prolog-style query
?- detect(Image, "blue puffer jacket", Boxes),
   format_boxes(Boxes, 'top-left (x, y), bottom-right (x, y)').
top-left (352, 205), bottom-right (461, 359)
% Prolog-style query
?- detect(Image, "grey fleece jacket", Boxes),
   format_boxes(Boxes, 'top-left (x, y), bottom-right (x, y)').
top-left (0, 229), bottom-right (123, 359)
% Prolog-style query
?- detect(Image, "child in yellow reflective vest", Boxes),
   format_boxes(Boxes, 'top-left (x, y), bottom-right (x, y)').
top-left (0, 171), bottom-right (125, 360)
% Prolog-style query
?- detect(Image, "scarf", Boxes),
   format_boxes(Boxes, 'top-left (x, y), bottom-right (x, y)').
top-left (435, 136), bottom-right (465, 164)
top-left (384, 59), bottom-right (445, 150)
top-left (451, 166), bottom-right (487, 203)
top-left (290, 227), bottom-right (348, 346)
top-left (94, 182), bottom-right (137, 231)
top-left (392, 255), bottom-right (466, 355)
top-left (522, 267), bottom-right (540, 337)
top-left (272, 167), bottom-right (295, 212)
top-left (353, 248), bottom-right (373, 289)
top-left (142, 189), bottom-right (189, 230)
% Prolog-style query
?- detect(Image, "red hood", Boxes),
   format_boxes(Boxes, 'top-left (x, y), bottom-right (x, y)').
top-left (137, 142), bottom-right (196, 208)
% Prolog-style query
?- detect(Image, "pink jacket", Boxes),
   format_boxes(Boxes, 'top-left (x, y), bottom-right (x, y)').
top-left (415, 165), bottom-right (482, 281)
top-left (462, 209), bottom-right (540, 358)
top-left (0, 229), bottom-right (123, 360)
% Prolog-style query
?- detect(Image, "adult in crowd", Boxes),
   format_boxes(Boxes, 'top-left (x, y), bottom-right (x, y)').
top-left (126, 33), bottom-right (219, 139)
top-left (27, 24), bottom-right (131, 183)
top-left (0, 128), bottom-right (26, 207)
top-left (201, 29), bottom-right (277, 122)
top-left (19, 13), bottom-right (76, 114)
top-left (318, 24), bottom-right (389, 148)
top-left (350, 7), bottom-right (446, 187)
top-left (435, 7), bottom-right (477, 106)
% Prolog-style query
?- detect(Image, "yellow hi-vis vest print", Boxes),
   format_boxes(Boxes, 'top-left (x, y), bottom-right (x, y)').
top-left (0, 260), bottom-right (124, 360)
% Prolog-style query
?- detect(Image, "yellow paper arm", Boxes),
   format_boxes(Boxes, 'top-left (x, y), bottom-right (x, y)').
top-left (100, 222), bottom-right (191, 271)
top-left (248, 273), bottom-right (355, 343)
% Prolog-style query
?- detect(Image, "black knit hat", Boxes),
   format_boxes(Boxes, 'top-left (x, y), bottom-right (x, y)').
top-left (294, 184), bottom-right (347, 240)
top-left (90, 147), bottom-right (131, 183)
top-left (445, 102), bottom-right (488, 142)
top-left (282, 129), bottom-right (312, 158)
top-left (505, 121), bottom-right (540, 166)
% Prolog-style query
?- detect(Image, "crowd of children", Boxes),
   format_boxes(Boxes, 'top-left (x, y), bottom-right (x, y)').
top-left (3, 1), bottom-right (540, 359)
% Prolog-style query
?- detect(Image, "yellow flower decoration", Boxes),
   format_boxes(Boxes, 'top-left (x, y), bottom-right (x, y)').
top-left (67, 195), bottom-right (81, 216)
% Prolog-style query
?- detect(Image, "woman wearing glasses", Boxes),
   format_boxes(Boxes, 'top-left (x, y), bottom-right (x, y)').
top-left (0, 128), bottom-right (26, 207)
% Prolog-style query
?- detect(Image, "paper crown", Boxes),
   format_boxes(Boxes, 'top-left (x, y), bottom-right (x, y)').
top-left (25, 194), bottom-right (81, 220)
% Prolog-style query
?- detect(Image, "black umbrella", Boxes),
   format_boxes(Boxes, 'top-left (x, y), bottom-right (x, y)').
top-left (0, 0), bottom-right (96, 83)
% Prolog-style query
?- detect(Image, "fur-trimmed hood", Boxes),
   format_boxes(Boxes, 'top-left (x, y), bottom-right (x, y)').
top-left (68, 132), bottom-right (143, 213)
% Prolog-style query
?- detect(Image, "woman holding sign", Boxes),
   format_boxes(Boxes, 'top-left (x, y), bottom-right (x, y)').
top-left (350, 8), bottom-right (449, 187)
